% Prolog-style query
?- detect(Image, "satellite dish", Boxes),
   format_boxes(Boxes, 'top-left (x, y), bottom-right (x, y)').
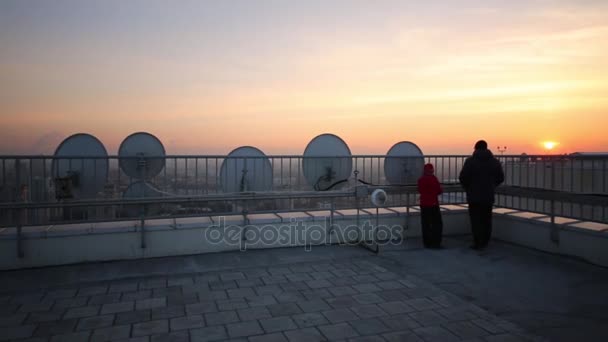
top-left (118, 132), bottom-right (165, 179)
top-left (384, 141), bottom-right (424, 185)
top-left (303, 133), bottom-right (353, 190)
top-left (52, 133), bottom-right (108, 199)
top-left (122, 180), bottom-right (165, 217)
top-left (219, 146), bottom-right (273, 193)
top-left (371, 189), bottom-right (388, 207)
top-left (123, 180), bottom-right (164, 198)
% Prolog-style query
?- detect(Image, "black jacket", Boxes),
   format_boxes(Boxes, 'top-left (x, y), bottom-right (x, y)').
top-left (459, 149), bottom-right (504, 205)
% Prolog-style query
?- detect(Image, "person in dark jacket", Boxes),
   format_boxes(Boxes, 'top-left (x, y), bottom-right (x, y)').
top-left (459, 140), bottom-right (504, 250)
top-left (418, 163), bottom-right (443, 248)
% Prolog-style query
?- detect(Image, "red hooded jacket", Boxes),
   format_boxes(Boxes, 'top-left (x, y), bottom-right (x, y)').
top-left (418, 163), bottom-right (443, 207)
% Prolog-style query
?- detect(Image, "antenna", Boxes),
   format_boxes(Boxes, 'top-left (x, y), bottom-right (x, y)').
top-left (219, 146), bottom-right (273, 193)
top-left (118, 132), bottom-right (165, 180)
top-left (52, 133), bottom-right (108, 199)
top-left (302, 133), bottom-right (353, 191)
top-left (384, 141), bottom-right (424, 185)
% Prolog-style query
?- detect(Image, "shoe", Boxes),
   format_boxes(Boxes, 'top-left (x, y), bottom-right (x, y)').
top-left (469, 245), bottom-right (481, 250)
top-left (430, 245), bottom-right (444, 249)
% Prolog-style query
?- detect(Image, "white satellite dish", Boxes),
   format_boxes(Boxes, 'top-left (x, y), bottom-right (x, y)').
top-left (122, 180), bottom-right (165, 217)
top-left (302, 133), bottom-right (353, 190)
top-left (123, 180), bottom-right (164, 198)
top-left (384, 141), bottom-right (425, 185)
top-left (52, 133), bottom-right (108, 199)
top-left (219, 146), bottom-right (273, 193)
top-left (118, 132), bottom-right (166, 179)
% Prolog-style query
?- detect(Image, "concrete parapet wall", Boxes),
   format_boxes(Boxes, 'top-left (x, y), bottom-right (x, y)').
top-left (2, 206), bottom-right (606, 270)
top-left (0, 208), bottom-right (470, 270)
top-left (493, 213), bottom-right (608, 267)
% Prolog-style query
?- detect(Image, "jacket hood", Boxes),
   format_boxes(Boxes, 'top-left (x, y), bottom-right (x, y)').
top-left (424, 163), bottom-right (434, 175)
top-left (473, 148), bottom-right (494, 160)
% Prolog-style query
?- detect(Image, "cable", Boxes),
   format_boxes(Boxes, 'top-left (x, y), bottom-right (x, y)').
top-left (318, 179), bottom-right (349, 191)
top-left (356, 179), bottom-right (416, 187)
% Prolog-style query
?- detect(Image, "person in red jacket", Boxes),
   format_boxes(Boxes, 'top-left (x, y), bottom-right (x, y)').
top-left (417, 163), bottom-right (443, 248)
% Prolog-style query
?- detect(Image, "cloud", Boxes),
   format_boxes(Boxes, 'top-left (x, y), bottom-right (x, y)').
top-left (493, 25), bottom-right (608, 45)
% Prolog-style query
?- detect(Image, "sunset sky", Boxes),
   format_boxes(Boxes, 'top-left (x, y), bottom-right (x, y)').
top-left (1, 0), bottom-right (607, 155)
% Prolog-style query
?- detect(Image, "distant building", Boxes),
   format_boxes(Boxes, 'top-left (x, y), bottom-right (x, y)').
top-left (570, 152), bottom-right (608, 156)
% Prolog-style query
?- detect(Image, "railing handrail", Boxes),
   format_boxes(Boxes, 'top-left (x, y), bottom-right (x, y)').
top-left (1, 154), bottom-right (606, 159)
top-left (3, 184), bottom-right (607, 211)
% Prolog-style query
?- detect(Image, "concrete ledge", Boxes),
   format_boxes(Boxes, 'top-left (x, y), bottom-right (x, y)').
top-left (2, 205), bottom-right (606, 270)
top-left (0, 207), bottom-right (470, 270)
top-left (494, 213), bottom-right (608, 267)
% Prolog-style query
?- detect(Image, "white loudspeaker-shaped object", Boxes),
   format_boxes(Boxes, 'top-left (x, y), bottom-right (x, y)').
top-left (371, 189), bottom-right (387, 207)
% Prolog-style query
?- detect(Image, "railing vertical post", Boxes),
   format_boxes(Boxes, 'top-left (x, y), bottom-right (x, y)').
top-left (205, 158), bottom-right (208, 194)
top-left (374, 206), bottom-right (380, 254)
top-left (550, 158), bottom-right (559, 244)
top-left (405, 192), bottom-right (410, 243)
top-left (354, 170), bottom-right (360, 241)
top-left (16, 208), bottom-right (24, 258)
top-left (241, 199), bottom-right (249, 250)
top-left (15, 158), bottom-right (24, 258)
top-left (329, 197), bottom-right (334, 234)
top-left (602, 158), bottom-right (608, 222)
top-left (140, 204), bottom-right (146, 249)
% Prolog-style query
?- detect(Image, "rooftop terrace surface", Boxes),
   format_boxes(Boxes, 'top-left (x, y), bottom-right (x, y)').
top-left (1, 237), bottom-right (607, 342)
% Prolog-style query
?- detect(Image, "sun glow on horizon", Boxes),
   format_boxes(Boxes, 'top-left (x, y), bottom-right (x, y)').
top-left (543, 141), bottom-right (559, 151)
top-left (1, 1), bottom-right (607, 154)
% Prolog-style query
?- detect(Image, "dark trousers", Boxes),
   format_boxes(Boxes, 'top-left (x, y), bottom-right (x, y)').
top-left (420, 206), bottom-right (443, 248)
top-left (468, 203), bottom-right (493, 248)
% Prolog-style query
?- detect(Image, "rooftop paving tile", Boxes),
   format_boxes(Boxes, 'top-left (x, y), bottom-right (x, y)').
top-left (1, 237), bottom-right (606, 341)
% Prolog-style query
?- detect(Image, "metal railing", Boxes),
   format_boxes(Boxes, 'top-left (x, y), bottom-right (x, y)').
top-left (496, 155), bottom-right (608, 224)
top-left (1, 154), bottom-right (607, 228)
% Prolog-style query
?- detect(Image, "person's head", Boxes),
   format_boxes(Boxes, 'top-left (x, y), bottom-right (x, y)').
top-left (474, 140), bottom-right (488, 150)
top-left (424, 163), bottom-right (434, 175)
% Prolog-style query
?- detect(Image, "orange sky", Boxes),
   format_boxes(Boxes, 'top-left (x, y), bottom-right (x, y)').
top-left (1, 1), bottom-right (607, 155)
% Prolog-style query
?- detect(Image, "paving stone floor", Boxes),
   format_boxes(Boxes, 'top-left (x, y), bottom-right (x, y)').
top-left (1, 236), bottom-right (605, 342)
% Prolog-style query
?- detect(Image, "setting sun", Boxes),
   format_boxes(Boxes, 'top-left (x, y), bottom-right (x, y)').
top-left (2, 0), bottom-right (608, 156)
top-left (543, 141), bottom-right (558, 151)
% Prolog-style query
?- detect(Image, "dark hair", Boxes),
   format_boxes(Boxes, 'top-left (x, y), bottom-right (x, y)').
top-left (474, 140), bottom-right (487, 150)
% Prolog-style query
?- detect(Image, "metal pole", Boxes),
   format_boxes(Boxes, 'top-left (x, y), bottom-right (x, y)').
top-left (602, 158), bottom-right (607, 222)
top-left (355, 170), bottom-right (360, 244)
top-left (241, 200), bottom-right (249, 250)
top-left (405, 193), bottom-right (410, 245)
top-left (550, 159), bottom-right (559, 244)
top-left (329, 197), bottom-right (334, 235)
top-left (140, 204), bottom-right (146, 249)
top-left (17, 208), bottom-right (24, 258)
top-left (374, 207), bottom-right (380, 254)
top-left (16, 159), bottom-right (24, 258)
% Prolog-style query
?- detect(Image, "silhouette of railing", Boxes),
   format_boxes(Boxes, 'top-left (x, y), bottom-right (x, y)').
top-left (0, 154), bottom-right (606, 228)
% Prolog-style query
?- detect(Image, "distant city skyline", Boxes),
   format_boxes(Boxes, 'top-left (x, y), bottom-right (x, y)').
top-left (1, 0), bottom-right (607, 155)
